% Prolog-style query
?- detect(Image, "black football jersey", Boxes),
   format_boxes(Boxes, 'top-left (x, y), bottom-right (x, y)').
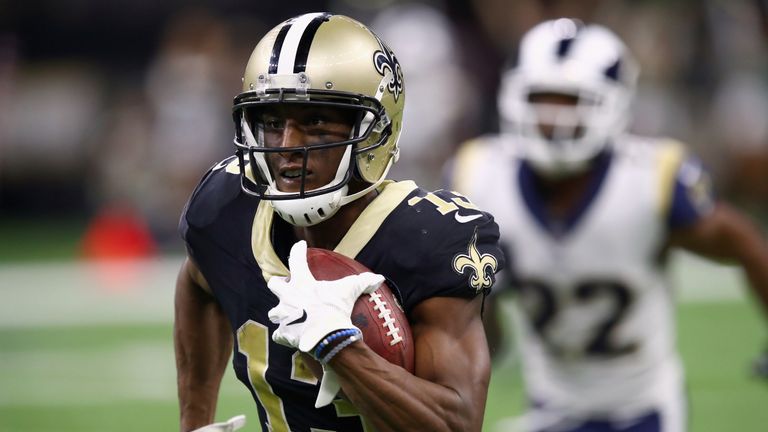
top-left (179, 155), bottom-right (505, 432)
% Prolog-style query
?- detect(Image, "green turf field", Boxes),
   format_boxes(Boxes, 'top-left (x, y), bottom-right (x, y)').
top-left (0, 253), bottom-right (765, 431)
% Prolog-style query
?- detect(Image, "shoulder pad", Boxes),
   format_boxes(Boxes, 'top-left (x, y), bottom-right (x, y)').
top-left (182, 155), bottom-right (245, 229)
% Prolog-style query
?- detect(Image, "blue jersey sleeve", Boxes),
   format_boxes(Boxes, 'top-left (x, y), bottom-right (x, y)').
top-left (667, 157), bottom-right (716, 229)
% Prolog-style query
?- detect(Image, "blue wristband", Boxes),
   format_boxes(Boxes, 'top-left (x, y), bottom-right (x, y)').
top-left (313, 328), bottom-right (360, 359)
top-left (320, 332), bottom-right (362, 365)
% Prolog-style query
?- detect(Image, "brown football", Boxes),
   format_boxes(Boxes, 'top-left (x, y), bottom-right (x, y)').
top-left (300, 247), bottom-right (415, 376)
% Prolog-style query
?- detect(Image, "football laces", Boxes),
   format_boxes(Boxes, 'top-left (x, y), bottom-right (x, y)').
top-left (368, 291), bottom-right (403, 346)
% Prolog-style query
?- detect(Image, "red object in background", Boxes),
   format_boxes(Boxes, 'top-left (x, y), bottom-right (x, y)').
top-left (81, 206), bottom-right (156, 260)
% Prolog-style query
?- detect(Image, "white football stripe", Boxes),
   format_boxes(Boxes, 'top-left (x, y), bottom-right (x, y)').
top-left (277, 12), bottom-right (325, 74)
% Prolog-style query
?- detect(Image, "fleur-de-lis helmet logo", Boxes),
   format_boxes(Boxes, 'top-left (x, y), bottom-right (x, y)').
top-left (372, 37), bottom-right (403, 102)
top-left (452, 229), bottom-right (499, 292)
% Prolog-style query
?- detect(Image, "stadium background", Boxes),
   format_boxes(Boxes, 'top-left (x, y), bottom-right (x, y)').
top-left (1, 0), bottom-right (766, 431)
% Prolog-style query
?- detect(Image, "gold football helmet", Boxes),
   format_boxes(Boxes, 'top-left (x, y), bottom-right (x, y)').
top-left (232, 12), bottom-right (405, 226)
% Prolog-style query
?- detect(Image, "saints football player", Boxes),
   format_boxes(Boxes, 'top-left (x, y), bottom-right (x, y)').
top-left (174, 13), bottom-right (504, 432)
top-left (451, 18), bottom-right (768, 432)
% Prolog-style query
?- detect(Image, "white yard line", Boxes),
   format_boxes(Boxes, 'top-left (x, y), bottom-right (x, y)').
top-left (0, 252), bottom-right (747, 329)
top-left (0, 257), bottom-right (183, 328)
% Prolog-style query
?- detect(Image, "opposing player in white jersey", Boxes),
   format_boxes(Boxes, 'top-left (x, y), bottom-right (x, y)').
top-left (450, 18), bottom-right (768, 432)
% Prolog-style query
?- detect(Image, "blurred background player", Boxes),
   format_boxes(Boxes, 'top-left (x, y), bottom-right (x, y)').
top-left (175, 12), bottom-right (504, 432)
top-left (450, 18), bottom-right (768, 432)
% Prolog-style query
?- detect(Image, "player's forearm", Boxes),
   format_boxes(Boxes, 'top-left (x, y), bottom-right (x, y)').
top-left (331, 343), bottom-right (487, 432)
top-left (177, 392), bottom-right (218, 432)
top-left (674, 205), bottom-right (768, 315)
top-left (175, 321), bottom-right (231, 431)
top-left (175, 346), bottom-right (227, 431)
top-left (174, 266), bottom-right (233, 431)
top-left (715, 208), bottom-right (768, 315)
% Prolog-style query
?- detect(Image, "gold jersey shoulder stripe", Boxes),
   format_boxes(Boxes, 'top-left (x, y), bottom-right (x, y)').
top-left (251, 180), bottom-right (418, 282)
top-left (251, 200), bottom-right (289, 282)
top-left (334, 180), bottom-right (418, 257)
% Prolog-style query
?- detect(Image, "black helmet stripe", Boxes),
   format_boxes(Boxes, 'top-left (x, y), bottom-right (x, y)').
top-left (271, 12), bottom-right (332, 75)
top-left (268, 23), bottom-right (292, 74)
top-left (294, 13), bottom-right (331, 73)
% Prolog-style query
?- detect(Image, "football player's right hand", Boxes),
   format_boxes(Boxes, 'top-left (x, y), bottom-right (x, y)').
top-left (267, 240), bottom-right (384, 353)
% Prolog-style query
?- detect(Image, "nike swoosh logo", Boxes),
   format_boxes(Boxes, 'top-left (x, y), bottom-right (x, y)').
top-left (454, 213), bottom-right (483, 224)
top-left (287, 310), bottom-right (308, 325)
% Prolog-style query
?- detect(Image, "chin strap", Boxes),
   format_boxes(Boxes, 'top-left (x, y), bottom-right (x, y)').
top-left (339, 155), bottom-right (396, 207)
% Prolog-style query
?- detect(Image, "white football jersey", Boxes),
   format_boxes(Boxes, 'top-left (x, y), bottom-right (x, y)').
top-left (452, 134), bottom-right (707, 423)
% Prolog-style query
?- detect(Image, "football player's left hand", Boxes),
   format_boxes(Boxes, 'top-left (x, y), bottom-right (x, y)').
top-left (267, 240), bottom-right (384, 353)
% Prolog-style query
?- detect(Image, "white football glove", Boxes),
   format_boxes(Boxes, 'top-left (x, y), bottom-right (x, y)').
top-left (268, 240), bottom-right (384, 353)
top-left (268, 240), bottom-right (383, 408)
top-left (191, 414), bottom-right (246, 432)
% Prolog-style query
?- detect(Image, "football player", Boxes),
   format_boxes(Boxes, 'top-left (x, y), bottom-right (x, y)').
top-left (450, 18), bottom-right (768, 432)
top-left (174, 13), bottom-right (505, 432)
